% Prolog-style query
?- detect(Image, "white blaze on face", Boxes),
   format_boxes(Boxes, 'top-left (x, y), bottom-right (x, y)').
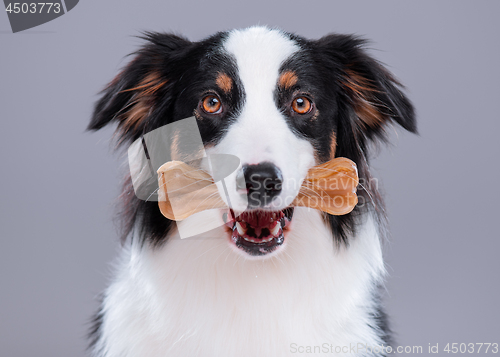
top-left (207, 27), bottom-right (316, 211)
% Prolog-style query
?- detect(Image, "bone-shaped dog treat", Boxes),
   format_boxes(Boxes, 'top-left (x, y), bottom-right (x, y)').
top-left (157, 161), bottom-right (227, 221)
top-left (291, 157), bottom-right (358, 215)
top-left (157, 157), bottom-right (358, 221)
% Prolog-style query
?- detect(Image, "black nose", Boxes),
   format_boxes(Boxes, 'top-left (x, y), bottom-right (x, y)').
top-left (236, 162), bottom-right (283, 207)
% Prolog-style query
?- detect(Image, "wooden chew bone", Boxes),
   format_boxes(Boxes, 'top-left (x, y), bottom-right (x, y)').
top-left (291, 157), bottom-right (358, 216)
top-left (157, 161), bottom-right (226, 221)
top-left (157, 157), bottom-right (358, 221)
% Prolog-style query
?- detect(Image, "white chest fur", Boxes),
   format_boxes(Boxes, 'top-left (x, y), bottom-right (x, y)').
top-left (94, 208), bottom-right (386, 357)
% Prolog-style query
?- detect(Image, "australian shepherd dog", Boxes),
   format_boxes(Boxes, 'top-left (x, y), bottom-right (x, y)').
top-left (88, 26), bottom-right (416, 357)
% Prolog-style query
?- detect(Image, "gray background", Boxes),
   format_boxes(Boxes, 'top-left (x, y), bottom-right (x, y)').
top-left (1, 1), bottom-right (499, 356)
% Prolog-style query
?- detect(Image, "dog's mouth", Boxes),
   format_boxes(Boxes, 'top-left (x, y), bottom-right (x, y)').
top-left (224, 208), bottom-right (294, 256)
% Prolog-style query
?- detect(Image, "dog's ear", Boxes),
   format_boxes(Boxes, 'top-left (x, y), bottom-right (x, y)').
top-left (88, 33), bottom-right (192, 144)
top-left (315, 34), bottom-right (416, 141)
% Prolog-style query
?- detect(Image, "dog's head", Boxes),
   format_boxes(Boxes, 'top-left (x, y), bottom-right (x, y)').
top-left (89, 26), bottom-right (415, 257)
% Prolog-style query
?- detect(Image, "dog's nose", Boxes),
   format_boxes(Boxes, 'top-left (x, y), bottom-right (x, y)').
top-left (236, 162), bottom-right (283, 207)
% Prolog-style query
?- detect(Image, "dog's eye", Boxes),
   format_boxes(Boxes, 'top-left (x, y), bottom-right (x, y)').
top-left (201, 95), bottom-right (222, 114)
top-left (291, 97), bottom-right (312, 114)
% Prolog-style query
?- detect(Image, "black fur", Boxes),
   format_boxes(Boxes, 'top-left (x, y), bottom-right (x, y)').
top-left (87, 304), bottom-right (104, 356)
top-left (277, 34), bottom-right (416, 245)
top-left (89, 31), bottom-right (245, 245)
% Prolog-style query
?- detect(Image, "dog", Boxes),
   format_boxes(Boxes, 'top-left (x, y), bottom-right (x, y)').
top-left (88, 26), bottom-right (416, 356)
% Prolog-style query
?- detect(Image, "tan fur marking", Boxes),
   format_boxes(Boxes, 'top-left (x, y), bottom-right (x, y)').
top-left (120, 72), bottom-right (167, 132)
top-left (216, 72), bottom-right (232, 93)
top-left (278, 71), bottom-right (298, 89)
top-left (342, 69), bottom-right (384, 128)
top-left (330, 132), bottom-right (337, 159)
top-left (310, 109), bottom-right (320, 121)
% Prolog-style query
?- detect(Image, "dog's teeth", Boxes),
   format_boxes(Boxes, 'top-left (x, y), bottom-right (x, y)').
top-left (271, 223), bottom-right (281, 237)
top-left (241, 235), bottom-right (275, 243)
top-left (236, 222), bottom-right (246, 235)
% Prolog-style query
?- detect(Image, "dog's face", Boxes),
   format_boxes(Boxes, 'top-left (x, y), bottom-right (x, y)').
top-left (89, 26), bottom-right (415, 257)
top-left (203, 29), bottom-right (316, 213)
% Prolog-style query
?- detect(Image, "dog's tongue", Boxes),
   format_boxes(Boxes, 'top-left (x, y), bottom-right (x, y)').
top-left (238, 211), bottom-right (283, 228)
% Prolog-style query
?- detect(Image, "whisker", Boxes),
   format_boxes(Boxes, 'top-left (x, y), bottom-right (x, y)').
top-left (284, 251), bottom-right (297, 265)
top-left (214, 245), bottom-right (230, 265)
top-left (194, 241), bottom-right (226, 261)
